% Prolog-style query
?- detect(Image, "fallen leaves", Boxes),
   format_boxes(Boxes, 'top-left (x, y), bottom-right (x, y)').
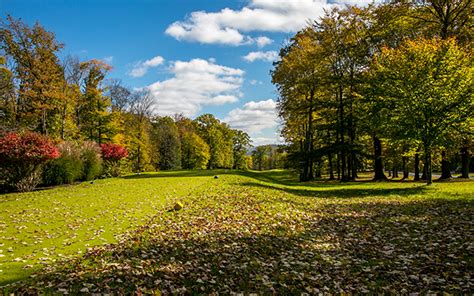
top-left (2, 173), bottom-right (473, 294)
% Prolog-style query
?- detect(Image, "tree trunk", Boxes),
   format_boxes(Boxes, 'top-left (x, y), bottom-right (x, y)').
top-left (328, 153), bottom-right (335, 180)
top-left (352, 156), bottom-right (358, 180)
top-left (402, 156), bottom-right (409, 180)
top-left (300, 91), bottom-right (315, 182)
top-left (414, 148), bottom-right (420, 181)
top-left (373, 134), bottom-right (387, 181)
top-left (338, 86), bottom-right (347, 182)
top-left (336, 129), bottom-right (341, 180)
top-left (41, 108), bottom-right (47, 135)
top-left (460, 146), bottom-right (470, 178)
top-left (421, 163), bottom-right (427, 180)
top-left (60, 103), bottom-right (67, 140)
top-left (439, 150), bottom-right (452, 179)
top-left (424, 144), bottom-right (432, 185)
top-left (315, 161), bottom-right (322, 178)
top-left (137, 145), bottom-right (141, 173)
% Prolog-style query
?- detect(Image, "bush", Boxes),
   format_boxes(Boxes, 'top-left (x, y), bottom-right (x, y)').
top-left (100, 143), bottom-right (128, 161)
top-left (0, 132), bottom-right (59, 192)
top-left (43, 142), bottom-right (84, 185)
top-left (100, 143), bottom-right (128, 177)
top-left (81, 141), bottom-right (102, 181)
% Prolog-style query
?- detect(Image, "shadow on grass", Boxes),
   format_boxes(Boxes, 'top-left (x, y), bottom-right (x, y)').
top-left (11, 197), bottom-right (473, 294)
top-left (122, 169), bottom-right (223, 179)
top-left (239, 181), bottom-right (428, 199)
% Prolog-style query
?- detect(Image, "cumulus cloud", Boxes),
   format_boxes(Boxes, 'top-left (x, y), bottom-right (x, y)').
top-left (148, 59), bottom-right (244, 116)
top-left (130, 55), bottom-right (165, 78)
top-left (165, 0), bottom-right (376, 45)
top-left (224, 99), bottom-right (278, 133)
top-left (243, 51), bottom-right (279, 62)
top-left (255, 36), bottom-right (273, 48)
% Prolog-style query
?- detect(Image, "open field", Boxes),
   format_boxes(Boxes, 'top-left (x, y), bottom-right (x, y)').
top-left (1, 170), bottom-right (473, 293)
top-left (0, 171), bottom-right (215, 285)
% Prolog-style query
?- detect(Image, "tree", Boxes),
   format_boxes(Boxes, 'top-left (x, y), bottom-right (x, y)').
top-left (127, 90), bottom-right (154, 172)
top-left (232, 130), bottom-right (251, 169)
top-left (272, 28), bottom-right (325, 181)
top-left (0, 16), bottom-right (66, 136)
top-left (195, 114), bottom-right (233, 169)
top-left (107, 79), bottom-right (132, 112)
top-left (407, 0), bottom-right (473, 43)
top-left (60, 55), bottom-right (82, 140)
top-left (252, 145), bottom-right (271, 171)
top-left (78, 60), bottom-right (115, 143)
top-left (181, 132), bottom-right (210, 169)
top-left (372, 38), bottom-right (472, 184)
top-left (152, 116), bottom-right (181, 170)
top-left (0, 55), bottom-right (15, 128)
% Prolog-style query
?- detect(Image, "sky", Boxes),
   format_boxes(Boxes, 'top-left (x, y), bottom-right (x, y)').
top-left (1, 0), bottom-right (374, 146)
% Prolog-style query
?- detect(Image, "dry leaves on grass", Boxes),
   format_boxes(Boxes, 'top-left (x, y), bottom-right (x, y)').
top-left (7, 176), bottom-right (474, 294)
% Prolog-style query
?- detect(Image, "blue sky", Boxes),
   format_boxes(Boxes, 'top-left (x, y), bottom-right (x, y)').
top-left (1, 0), bottom-right (373, 145)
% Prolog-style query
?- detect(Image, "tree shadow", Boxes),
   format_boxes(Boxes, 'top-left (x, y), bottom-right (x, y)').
top-left (238, 181), bottom-right (428, 200)
top-left (235, 170), bottom-right (383, 188)
top-left (10, 197), bottom-right (473, 294)
top-left (122, 169), bottom-right (222, 179)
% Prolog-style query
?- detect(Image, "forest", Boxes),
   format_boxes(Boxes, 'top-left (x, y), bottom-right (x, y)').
top-left (272, 0), bottom-right (472, 185)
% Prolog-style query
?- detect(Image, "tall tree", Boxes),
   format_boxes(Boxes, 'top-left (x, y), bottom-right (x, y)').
top-left (78, 59), bottom-right (115, 143)
top-left (152, 116), bottom-right (181, 170)
top-left (127, 90), bottom-right (154, 172)
top-left (232, 130), bottom-right (251, 169)
top-left (195, 114), bottom-right (234, 169)
top-left (0, 16), bottom-right (66, 136)
top-left (372, 38), bottom-right (472, 184)
top-left (0, 55), bottom-right (15, 129)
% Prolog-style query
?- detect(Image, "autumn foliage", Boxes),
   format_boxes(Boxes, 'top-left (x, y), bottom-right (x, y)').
top-left (0, 132), bottom-right (60, 191)
top-left (0, 132), bottom-right (60, 163)
top-left (100, 143), bottom-right (128, 161)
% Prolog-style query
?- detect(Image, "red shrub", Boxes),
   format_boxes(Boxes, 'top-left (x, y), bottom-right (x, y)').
top-left (0, 132), bottom-right (60, 191)
top-left (100, 143), bottom-right (128, 161)
top-left (0, 132), bottom-right (60, 164)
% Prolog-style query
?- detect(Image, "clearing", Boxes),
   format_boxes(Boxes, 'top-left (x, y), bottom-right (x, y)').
top-left (1, 170), bottom-right (473, 294)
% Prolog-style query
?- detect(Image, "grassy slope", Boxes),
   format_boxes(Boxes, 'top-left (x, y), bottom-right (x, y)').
top-left (0, 170), bottom-right (219, 285)
top-left (2, 170), bottom-right (474, 293)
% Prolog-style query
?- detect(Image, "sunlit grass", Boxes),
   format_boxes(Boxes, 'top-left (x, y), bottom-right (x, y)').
top-left (1, 170), bottom-right (473, 293)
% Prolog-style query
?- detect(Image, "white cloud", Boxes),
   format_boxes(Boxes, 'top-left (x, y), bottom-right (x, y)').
top-left (255, 36), bottom-right (273, 48)
top-left (130, 55), bottom-right (165, 78)
top-left (243, 51), bottom-right (279, 62)
top-left (249, 79), bottom-right (262, 85)
top-left (148, 59), bottom-right (244, 116)
top-left (165, 0), bottom-right (376, 45)
top-left (102, 56), bottom-right (114, 64)
top-left (252, 136), bottom-right (283, 146)
top-left (224, 99), bottom-right (278, 133)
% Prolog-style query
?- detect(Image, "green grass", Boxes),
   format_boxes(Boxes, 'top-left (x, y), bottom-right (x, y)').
top-left (1, 170), bottom-right (473, 293)
top-left (0, 170), bottom-right (219, 285)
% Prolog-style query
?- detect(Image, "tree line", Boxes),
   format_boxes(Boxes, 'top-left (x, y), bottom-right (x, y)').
top-left (272, 0), bottom-right (473, 184)
top-left (0, 16), bottom-right (254, 186)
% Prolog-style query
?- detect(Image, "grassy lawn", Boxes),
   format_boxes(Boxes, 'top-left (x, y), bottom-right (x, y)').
top-left (0, 170), bottom-right (218, 285)
top-left (2, 170), bottom-right (473, 293)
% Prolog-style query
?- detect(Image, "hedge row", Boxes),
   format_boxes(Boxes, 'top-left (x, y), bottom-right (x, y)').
top-left (0, 132), bottom-right (128, 192)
